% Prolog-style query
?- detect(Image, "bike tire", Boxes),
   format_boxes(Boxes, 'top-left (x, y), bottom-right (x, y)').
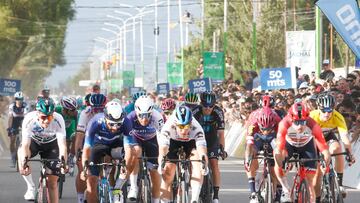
top-left (265, 172), bottom-right (274, 203)
top-left (181, 180), bottom-right (189, 203)
top-left (58, 174), bottom-right (64, 199)
top-left (297, 179), bottom-right (310, 203)
top-left (200, 173), bottom-right (213, 203)
top-left (139, 177), bottom-right (151, 203)
top-left (35, 178), bottom-right (48, 203)
top-left (321, 174), bottom-right (335, 203)
top-left (332, 175), bottom-right (344, 203)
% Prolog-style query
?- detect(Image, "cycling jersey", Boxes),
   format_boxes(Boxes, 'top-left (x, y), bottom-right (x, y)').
top-left (309, 109), bottom-right (348, 136)
top-left (84, 113), bottom-right (133, 147)
top-left (55, 105), bottom-right (77, 140)
top-left (77, 106), bottom-right (100, 133)
top-left (158, 115), bottom-right (206, 147)
top-left (277, 115), bottom-right (328, 152)
top-left (22, 111), bottom-right (66, 144)
top-left (8, 102), bottom-right (29, 130)
top-left (192, 105), bottom-right (225, 148)
top-left (127, 110), bottom-right (164, 141)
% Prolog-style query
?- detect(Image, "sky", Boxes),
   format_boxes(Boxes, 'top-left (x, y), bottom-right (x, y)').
top-left (45, 0), bottom-right (202, 89)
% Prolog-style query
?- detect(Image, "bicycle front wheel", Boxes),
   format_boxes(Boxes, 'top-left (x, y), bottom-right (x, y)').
top-left (297, 179), bottom-right (310, 203)
top-left (265, 172), bottom-right (274, 203)
top-left (58, 174), bottom-right (65, 199)
top-left (331, 175), bottom-right (344, 203)
top-left (35, 178), bottom-right (48, 203)
top-left (138, 176), bottom-right (151, 203)
top-left (200, 174), bottom-right (213, 203)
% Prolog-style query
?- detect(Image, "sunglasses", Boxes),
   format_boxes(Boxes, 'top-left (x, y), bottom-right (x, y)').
top-left (91, 107), bottom-right (103, 113)
top-left (203, 104), bottom-right (214, 109)
top-left (259, 126), bottom-right (273, 132)
top-left (137, 112), bottom-right (152, 119)
top-left (107, 121), bottom-right (123, 128)
top-left (176, 124), bottom-right (191, 130)
top-left (39, 114), bottom-right (53, 121)
top-left (320, 108), bottom-right (333, 113)
top-left (163, 111), bottom-right (173, 116)
top-left (294, 120), bottom-right (307, 126)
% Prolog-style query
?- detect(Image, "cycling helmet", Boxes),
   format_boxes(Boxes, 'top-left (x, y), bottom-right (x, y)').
top-left (174, 105), bottom-right (192, 125)
top-left (76, 96), bottom-right (83, 107)
top-left (14, 91), bottom-right (24, 100)
top-left (90, 93), bottom-right (107, 107)
top-left (200, 91), bottom-right (216, 107)
top-left (104, 101), bottom-right (125, 123)
top-left (316, 94), bottom-right (335, 110)
top-left (134, 95), bottom-right (154, 114)
top-left (288, 102), bottom-right (309, 121)
top-left (257, 107), bottom-right (276, 129)
top-left (60, 96), bottom-right (78, 111)
top-left (132, 91), bottom-right (146, 102)
top-left (36, 98), bottom-right (55, 115)
top-left (259, 95), bottom-right (275, 108)
top-left (185, 92), bottom-right (199, 104)
top-left (161, 98), bottom-right (176, 111)
top-left (84, 93), bottom-right (92, 106)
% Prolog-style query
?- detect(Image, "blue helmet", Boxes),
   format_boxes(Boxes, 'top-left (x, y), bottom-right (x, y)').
top-left (174, 105), bottom-right (192, 125)
top-left (132, 91), bottom-right (146, 102)
top-left (90, 93), bottom-right (107, 107)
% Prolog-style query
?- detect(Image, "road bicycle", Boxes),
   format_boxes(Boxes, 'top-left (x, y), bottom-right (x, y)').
top-left (321, 150), bottom-right (352, 203)
top-left (137, 154), bottom-right (158, 203)
top-left (284, 153), bottom-right (321, 203)
top-left (84, 159), bottom-right (128, 203)
top-left (162, 146), bottom-right (206, 203)
top-left (24, 156), bottom-right (65, 203)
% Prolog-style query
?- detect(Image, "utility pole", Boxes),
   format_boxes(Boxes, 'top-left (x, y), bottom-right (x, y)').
top-left (330, 24), bottom-right (333, 69)
top-left (284, 0), bottom-right (287, 65)
top-left (324, 33), bottom-right (327, 60)
top-left (293, 0), bottom-right (296, 30)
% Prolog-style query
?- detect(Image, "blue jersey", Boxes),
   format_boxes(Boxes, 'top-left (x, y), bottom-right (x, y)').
top-left (84, 113), bottom-right (132, 147)
top-left (127, 110), bottom-right (164, 141)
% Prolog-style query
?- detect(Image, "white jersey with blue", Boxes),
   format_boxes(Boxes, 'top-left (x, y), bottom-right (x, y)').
top-left (84, 113), bottom-right (133, 147)
top-left (77, 106), bottom-right (99, 133)
top-left (127, 110), bottom-right (164, 141)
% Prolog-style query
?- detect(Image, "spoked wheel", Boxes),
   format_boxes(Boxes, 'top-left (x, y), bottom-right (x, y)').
top-left (138, 177), bottom-right (151, 203)
top-left (332, 175), bottom-right (344, 203)
top-left (321, 174), bottom-right (335, 203)
top-left (199, 173), bottom-right (213, 203)
top-left (35, 179), bottom-right (48, 203)
top-left (297, 180), bottom-right (310, 203)
top-left (180, 180), bottom-right (189, 203)
top-left (58, 174), bottom-right (65, 199)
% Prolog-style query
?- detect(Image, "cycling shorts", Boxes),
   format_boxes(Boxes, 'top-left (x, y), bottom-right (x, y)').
top-left (29, 139), bottom-right (61, 175)
top-left (285, 138), bottom-right (318, 172)
top-left (208, 146), bottom-right (220, 159)
top-left (133, 136), bottom-right (158, 166)
top-left (253, 133), bottom-right (276, 166)
top-left (167, 139), bottom-right (196, 162)
top-left (89, 141), bottom-right (123, 176)
top-left (324, 132), bottom-right (339, 143)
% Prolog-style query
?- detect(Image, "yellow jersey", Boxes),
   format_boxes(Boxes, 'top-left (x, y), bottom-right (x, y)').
top-left (309, 109), bottom-right (348, 135)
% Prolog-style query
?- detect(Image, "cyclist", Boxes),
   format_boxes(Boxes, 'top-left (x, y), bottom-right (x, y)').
top-left (125, 91), bottom-right (146, 114)
top-left (81, 101), bottom-right (134, 203)
top-left (126, 95), bottom-right (164, 202)
top-left (244, 107), bottom-right (280, 203)
top-left (55, 96), bottom-right (78, 175)
top-left (36, 86), bottom-right (51, 101)
top-left (192, 91), bottom-right (227, 203)
top-left (18, 98), bottom-right (67, 203)
top-left (158, 105), bottom-right (209, 203)
top-left (160, 98), bottom-right (176, 121)
top-left (184, 92), bottom-right (199, 110)
top-left (74, 93), bottom-right (107, 203)
top-left (8, 91), bottom-right (29, 167)
top-left (309, 93), bottom-right (355, 201)
top-left (274, 102), bottom-right (330, 203)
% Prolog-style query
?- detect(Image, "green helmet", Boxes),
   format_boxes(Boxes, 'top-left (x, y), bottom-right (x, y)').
top-left (36, 98), bottom-right (55, 115)
top-left (184, 92), bottom-right (199, 104)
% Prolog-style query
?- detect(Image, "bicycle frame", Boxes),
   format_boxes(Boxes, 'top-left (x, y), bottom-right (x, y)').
top-left (137, 154), bottom-right (157, 203)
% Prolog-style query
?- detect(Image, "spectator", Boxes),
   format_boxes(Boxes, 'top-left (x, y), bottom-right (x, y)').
top-left (319, 59), bottom-right (335, 82)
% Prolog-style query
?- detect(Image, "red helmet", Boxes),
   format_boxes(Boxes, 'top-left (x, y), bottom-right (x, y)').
top-left (288, 102), bottom-right (309, 121)
top-left (260, 95), bottom-right (275, 108)
top-left (161, 98), bottom-right (176, 111)
top-left (257, 107), bottom-right (276, 129)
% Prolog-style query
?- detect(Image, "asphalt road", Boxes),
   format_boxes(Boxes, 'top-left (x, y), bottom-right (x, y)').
top-left (0, 153), bottom-right (359, 203)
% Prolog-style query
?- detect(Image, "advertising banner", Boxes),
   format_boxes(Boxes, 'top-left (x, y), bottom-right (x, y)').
top-left (260, 67), bottom-right (296, 90)
top-left (203, 52), bottom-right (225, 81)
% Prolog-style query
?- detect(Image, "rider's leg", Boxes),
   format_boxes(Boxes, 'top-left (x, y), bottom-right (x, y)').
top-left (160, 163), bottom-right (176, 201)
top-left (74, 132), bottom-right (86, 202)
top-left (306, 171), bottom-right (317, 203)
top-left (10, 135), bottom-right (16, 165)
top-left (128, 145), bottom-right (141, 199)
top-left (86, 176), bottom-right (98, 203)
top-left (150, 169), bottom-right (161, 202)
top-left (329, 141), bottom-right (344, 185)
top-left (190, 149), bottom-right (203, 203)
top-left (47, 175), bottom-right (59, 203)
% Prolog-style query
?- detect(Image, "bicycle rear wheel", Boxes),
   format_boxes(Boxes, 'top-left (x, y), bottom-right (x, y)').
top-left (138, 176), bottom-right (151, 203)
top-left (35, 178), bottom-right (48, 203)
top-left (297, 179), bottom-right (310, 203)
top-left (331, 175), bottom-right (344, 203)
top-left (200, 173), bottom-right (213, 203)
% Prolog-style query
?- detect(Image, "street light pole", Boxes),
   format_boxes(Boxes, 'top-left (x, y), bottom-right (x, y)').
top-left (155, 0), bottom-right (159, 85)
top-left (178, 0), bottom-right (184, 86)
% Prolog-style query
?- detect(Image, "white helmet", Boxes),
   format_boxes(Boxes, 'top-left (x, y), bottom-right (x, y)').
top-left (104, 101), bottom-right (125, 123)
top-left (14, 91), bottom-right (24, 100)
top-left (135, 95), bottom-right (154, 114)
top-left (60, 96), bottom-right (78, 111)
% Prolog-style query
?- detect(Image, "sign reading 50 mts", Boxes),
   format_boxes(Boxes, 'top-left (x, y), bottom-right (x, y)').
top-left (0, 78), bottom-right (21, 96)
top-left (260, 67), bottom-right (295, 90)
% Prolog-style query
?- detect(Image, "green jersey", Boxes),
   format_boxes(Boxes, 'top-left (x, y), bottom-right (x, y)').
top-left (55, 105), bottom-right (78, 140)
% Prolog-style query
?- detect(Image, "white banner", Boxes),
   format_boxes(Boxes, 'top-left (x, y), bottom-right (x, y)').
top-left (286, 31), bottom-right (316, 76)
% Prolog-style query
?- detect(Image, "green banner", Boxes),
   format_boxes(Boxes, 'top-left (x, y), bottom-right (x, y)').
top-left (123, 70), bottom-right (135, 88)
top-left (167, 62), bottom-right (183, 86)
top-left (203, 52), bottom-right (225, 81)
top-left (110, 79), bottom-right (122, 93)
